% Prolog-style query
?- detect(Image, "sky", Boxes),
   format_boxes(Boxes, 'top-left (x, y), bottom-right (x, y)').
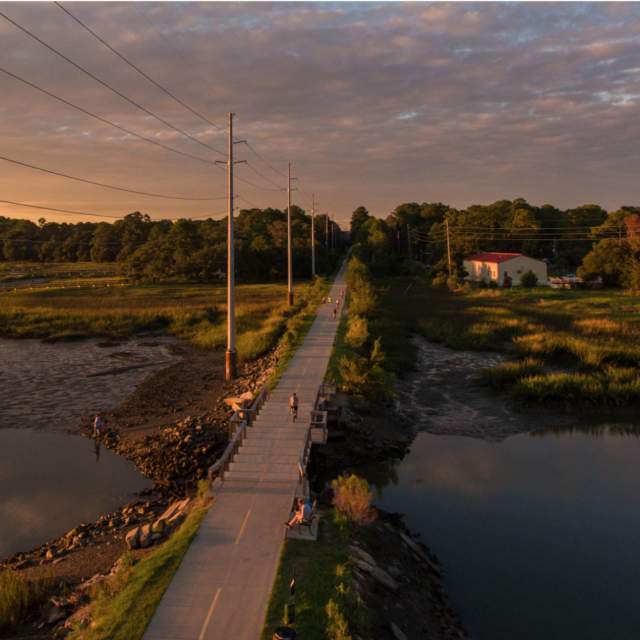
top-left (1, 1), bottom-right (640, 226)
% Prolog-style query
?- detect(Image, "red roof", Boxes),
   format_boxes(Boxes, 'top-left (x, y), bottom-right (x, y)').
top-left (465, 252), bottom-right (523, 264)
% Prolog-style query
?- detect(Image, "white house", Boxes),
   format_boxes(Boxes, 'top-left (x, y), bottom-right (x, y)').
top-left (463, 252), bottom-right (548, 286)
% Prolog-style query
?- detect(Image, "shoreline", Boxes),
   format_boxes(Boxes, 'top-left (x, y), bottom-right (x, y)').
top-left (308, 394), bottom-right (469, 639)
top-left (0, 341), bottom-right (278, 639)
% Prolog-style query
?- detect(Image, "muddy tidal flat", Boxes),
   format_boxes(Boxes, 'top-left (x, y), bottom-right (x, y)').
top-left (0, 337), bottom-right (179, 432)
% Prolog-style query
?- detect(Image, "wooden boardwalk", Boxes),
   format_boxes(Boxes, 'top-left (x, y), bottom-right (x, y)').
top-left (143, 269), bottom-right (345, 640)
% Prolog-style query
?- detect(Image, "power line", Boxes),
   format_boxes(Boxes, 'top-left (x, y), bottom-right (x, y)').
top-left (0, 9), bottom-right (225, 157)
top-left (54, 2), bottom-right (227, 134)
top-left (244, 141), bottom-right (287, 179)
top-left (0, 154), bottom-right (225, 201)
top-left (0, 66), bottom-right (220, 168)
top-left (244, 161), bottom-right (285, 191)
top-left (0, 199), bottom-right (122, 219)
top-left (0, 66), bottom-right (281, 193)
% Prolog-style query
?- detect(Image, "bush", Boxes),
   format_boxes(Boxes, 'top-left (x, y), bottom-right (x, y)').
top-left (345, 315), bottom-right (368, 350)
top-left (520, 270), bottom-right (538, 288)
top-left (331, 474), bottom-right (376, 526)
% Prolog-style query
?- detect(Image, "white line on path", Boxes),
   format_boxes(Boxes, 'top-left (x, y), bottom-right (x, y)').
top-left (235, 508), bottom-right (252, 545)
top-left (197, 588), bottom-right (222, 640)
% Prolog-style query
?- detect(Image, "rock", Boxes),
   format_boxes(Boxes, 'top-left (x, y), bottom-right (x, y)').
top-left (391, 622), bottom-right (408, 640)
top-left (45, 547), bottom-right (57, 560)
top-left (349, 545), bottom-right (376, 566)
top-left (125, 526), bottom-right (141, 550)
top-left (398, 532), bottom-right (441, 575)
top-left (351, 558), bottom-right (399, 592)
top-left (138, 524), bottom-right (153, 548)
top-left (46, 606), bottom-right (68, 625)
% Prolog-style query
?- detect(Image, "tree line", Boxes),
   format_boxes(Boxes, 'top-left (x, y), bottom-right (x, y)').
top-left (348, 199), bottom-right (640, 288)
top-left (0, 207), bottom-right (344, 282)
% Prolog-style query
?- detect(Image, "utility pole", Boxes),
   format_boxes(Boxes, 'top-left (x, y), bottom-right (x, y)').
top-left (287, 162), bottom-right (297, 306)
top-left (311, 193), bottom-right (316, 278)
top-left (407, 224), bottom-right (412, 259)
top-left (215, 112), bottom-right (245, 381)
top-left (445, 218), bottom-right (452, 277)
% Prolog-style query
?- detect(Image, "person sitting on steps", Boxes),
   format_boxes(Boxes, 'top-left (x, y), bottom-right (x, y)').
top-left (289, 391), bottom-right (299, 421)
top-left (285, 497), bottom-right (313, 529)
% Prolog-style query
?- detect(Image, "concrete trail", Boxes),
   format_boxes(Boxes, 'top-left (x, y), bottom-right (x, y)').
top-left (143, 268), bottom-right (346, 640)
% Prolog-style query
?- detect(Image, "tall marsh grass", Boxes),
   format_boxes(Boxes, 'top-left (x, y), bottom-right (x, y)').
top-left (403, 281), bottom-right (640, 404)
top-left (0, 570), bottom-right (52, 631)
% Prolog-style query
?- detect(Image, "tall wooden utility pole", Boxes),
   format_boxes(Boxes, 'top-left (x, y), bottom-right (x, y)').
top-left (311, 193), bottom-right (316, 278)
top-left (287, 162), bottom-right (296, 306)
top-left (445, 218), bottom-right (452, 277)
top-left (216, 112), bottom-right (245, 381)
top-left (225, 113), bottom-right (237, 380)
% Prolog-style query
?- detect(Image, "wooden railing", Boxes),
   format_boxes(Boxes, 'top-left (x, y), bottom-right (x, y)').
top-left (207, 385), bottom-right (269, 485)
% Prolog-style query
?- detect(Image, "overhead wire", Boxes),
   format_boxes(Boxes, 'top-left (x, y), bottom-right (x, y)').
top-left (0, 199), bottom-right (123, 219)
top-left (0, 66), bottom-right (220, 168)
top-left (0, 154), bottom-right (225, 201)
top-left (0, 9), bottom-right (226, 157)
top-left (54, 1), bottom-right (227, 134)
top-left (53, 3), bottom-right (294, 194)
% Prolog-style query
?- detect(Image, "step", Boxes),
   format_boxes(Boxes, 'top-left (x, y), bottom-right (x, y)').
top-left (237, 453), bottom-right (300, 465)
top-left (229, 461), bottom-right (297, 474)
top-left (240, 444), bottom-right (302, 456)
top-left (248, 429), bottom-right (308, 440)
top-left (226, 470), bottom-right (299, 482)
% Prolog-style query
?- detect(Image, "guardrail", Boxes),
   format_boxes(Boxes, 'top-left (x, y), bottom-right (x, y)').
top-left (208, 385), bottom-right (269, 485)
top-left (298, 382), bottom-right (334, 485)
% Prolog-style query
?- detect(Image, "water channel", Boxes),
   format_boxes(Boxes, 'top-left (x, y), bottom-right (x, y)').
top-left (0, 338), bottom-right (172, 559)
top-left (372, 339), bottom-right (640, 639)
top-left (0, 429), bottom-right (151, 559)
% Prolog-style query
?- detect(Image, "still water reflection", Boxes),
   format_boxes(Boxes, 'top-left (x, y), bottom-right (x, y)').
top-left (373, 426), bottom-right (640, 640)
top-left (0, 429), bottom-right (151, 559)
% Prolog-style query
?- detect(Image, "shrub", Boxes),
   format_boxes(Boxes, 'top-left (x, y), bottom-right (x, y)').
top-left (345, 315), bottom-right (369, 350)
top-left (331, 474), bottom-right (376, 526)
top-left (520, 270), bottom-right (538, 288)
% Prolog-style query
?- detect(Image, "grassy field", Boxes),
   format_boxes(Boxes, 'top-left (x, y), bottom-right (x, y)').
top-left (0, 276), bottom-right (325, 361)
top-left (0, 261), bottom-right (120, 282)
top-left (380, 277), bottom-right (640, 404)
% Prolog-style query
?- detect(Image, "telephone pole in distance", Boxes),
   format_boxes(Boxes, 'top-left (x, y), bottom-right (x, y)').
top-left (311, 193), bottom-right (316, 278)
top-left (287, 162), bottom-right (297, 306)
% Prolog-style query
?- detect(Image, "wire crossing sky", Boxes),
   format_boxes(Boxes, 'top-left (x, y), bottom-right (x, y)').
top-left (1, 2), bottom-right (639, 223)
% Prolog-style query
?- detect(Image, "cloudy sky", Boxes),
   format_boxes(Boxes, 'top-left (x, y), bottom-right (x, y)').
top-left (1, 1), bottom-right (639, 225)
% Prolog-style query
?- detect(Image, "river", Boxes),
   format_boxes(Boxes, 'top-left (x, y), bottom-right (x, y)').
top-left (371, 338), bottom-right (640, 640)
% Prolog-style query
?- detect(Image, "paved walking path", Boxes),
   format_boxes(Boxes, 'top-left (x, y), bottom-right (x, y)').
top-left (143, 268), bottom-right (346, 640)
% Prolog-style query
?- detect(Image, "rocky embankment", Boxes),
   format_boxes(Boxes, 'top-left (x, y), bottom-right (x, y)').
top-left (349, 511), bottom-right (467, 640)
top-left (1, 348), bottom-right (278, 639)
top-left (313, 397), bottom-right (468, 640)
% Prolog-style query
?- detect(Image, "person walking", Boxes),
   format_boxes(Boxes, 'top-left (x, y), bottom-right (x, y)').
top-left (289, 392), bottom-right (299, 422)
top-left (332, 306), bottom-right (337, 320)
top-left (93, 413), bottom-right (104, 439)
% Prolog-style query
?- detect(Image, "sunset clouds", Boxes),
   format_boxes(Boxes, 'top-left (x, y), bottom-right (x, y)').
top-left (1, 2), bottom-right (639, 223)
